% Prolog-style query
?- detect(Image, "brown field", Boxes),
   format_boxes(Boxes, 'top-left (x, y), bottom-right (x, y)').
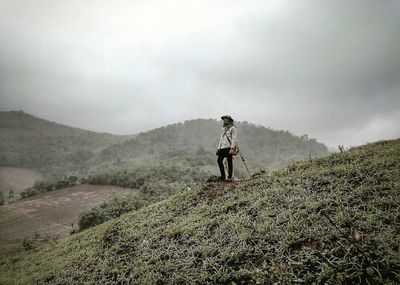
top-left (0, 167), bottom-right (43, 194)
top-left (0, 184), bottom-right (138, 256)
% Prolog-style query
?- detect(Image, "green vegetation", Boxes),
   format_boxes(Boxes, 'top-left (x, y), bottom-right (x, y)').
top-left (21, 232), bottom-right (60, 253)
top-left (1, 138), bottom-right (399, 284)
top-left (20, 176), bottom-right (80, 199)
top-left (77, 164), bottom-right (208, 231)
top-left (0, 111), bottom-right (133, 179)
top-left (91, 119), bottom-right (329, 179)
top-left (16, 164), bottom-right (207, 231)
top-left (0, 189), bottom-right (19, 205)
top-left (77, 193), bottom-right (153, 231)
top-left (1, 111), bottom-right (328, 182)
top-left (5, 112), bottom-right (330, 204)
top-left (84, 163), bottom-right (206, 189)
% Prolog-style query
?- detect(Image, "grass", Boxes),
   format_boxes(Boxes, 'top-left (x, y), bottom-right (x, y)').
top-left (0, 138), bottom-right (399, 284)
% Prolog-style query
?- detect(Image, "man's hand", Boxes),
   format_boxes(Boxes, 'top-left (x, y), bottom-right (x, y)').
top-left (229, 148), bottom-right (235, 155)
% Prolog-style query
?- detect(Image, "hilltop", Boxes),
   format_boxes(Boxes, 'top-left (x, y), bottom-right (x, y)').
top-left (0, 138), bottom-right (398, 284)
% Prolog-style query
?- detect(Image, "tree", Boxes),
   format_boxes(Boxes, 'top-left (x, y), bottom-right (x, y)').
top-left (0, 191), bottom-right (4, 206)
top-left (8, 189), bottom-right (15, 201)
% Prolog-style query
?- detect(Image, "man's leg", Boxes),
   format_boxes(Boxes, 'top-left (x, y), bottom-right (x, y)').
top-left (227, 154), bottom-right (233, 179)
top-left (217, 153), bottom-right (226, 180)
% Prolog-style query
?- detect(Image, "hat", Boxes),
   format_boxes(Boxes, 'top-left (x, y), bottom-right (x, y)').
top-left (221, 115), bottom-right (234, 121)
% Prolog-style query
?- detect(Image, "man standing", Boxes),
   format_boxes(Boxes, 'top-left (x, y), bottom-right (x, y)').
top-left (216, 115), bottom-right (238, 182)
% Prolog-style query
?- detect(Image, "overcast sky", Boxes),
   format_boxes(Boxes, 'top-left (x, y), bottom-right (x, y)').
top-left (0, 0), bottom-right (399, 148)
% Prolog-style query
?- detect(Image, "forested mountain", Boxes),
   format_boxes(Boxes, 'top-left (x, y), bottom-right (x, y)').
top-left (0, 111), bottom-right (134, 178)
top-left (0, 111), bottom-right (328, 179)
top-left (89, 119), bottom-right (329, 178)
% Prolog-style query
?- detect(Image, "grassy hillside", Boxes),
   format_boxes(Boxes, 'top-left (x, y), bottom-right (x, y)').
top-left (0, 111), bottom-right (134, 178)
top-left (1, 138), bottom-right (398, 284)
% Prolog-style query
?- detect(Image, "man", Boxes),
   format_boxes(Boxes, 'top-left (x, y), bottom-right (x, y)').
top-left (216, 115), bottom-right (238, 182)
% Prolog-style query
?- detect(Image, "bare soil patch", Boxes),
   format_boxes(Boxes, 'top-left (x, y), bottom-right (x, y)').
top-left (200, 175), bottom-right (241, 198)
top-left (0, 184), bottom-right (137, 256)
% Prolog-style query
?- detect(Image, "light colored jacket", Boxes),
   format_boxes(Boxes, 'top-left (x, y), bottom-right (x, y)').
top-left (218, 125), bottom-right (238, 149)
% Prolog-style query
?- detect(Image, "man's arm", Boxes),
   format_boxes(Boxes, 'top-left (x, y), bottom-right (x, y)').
top-left (230, 126), bottom-right (238, 149)
top-left (217, 128), bottom-right (224, 149)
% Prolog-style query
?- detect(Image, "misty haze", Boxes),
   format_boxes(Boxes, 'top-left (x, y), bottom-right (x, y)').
top-left (0, 1), bottom-right (399, 284)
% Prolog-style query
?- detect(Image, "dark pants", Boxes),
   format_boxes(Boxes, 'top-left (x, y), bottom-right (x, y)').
top-left (217, 147), bottom-right (233, 179)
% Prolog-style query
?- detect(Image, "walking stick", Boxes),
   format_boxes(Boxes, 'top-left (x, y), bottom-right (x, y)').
top-left (236, 145), bottom-right (252, 179)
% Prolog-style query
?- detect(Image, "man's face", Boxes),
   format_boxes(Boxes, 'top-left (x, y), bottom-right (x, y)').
top-left (223, 118), bottom-right (230, 124)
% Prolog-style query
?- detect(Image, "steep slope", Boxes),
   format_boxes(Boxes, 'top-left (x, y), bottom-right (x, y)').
top-left (0, 111), bottom-right (134, 178)
top-left (1, 138), bottom-right (399, 284)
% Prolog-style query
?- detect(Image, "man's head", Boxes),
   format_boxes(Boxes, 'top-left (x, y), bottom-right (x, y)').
top-left (221, 115), bottom-right (234, 125)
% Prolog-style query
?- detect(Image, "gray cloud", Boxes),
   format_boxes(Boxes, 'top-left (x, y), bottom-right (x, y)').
top-left (0, 0), bottom-right (399, 148)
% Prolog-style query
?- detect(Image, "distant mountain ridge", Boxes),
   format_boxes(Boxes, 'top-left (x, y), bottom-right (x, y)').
top-left (89, 119), bottom-right (329, 178)
top-left (0, 111), bottom-right (329, 179)
top-left (0, 111), bottom-right (134, 178)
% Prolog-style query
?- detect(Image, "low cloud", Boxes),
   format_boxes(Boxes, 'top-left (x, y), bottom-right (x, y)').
top-left (0, 0), bottom-right (399, 148)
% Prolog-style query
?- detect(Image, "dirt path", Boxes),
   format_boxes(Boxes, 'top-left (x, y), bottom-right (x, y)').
top-left (0, 184), bottom-right (138, 256)
top-left (200, 176), bottom-right (241, 198)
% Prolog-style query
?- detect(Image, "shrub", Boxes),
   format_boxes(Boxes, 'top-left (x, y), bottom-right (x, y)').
top-left (78, 193), bottom-right (152, 231)
top-left (0, 191), bottom-right (4, 205)
top-left (20, 176), bottom-right (80, 199)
